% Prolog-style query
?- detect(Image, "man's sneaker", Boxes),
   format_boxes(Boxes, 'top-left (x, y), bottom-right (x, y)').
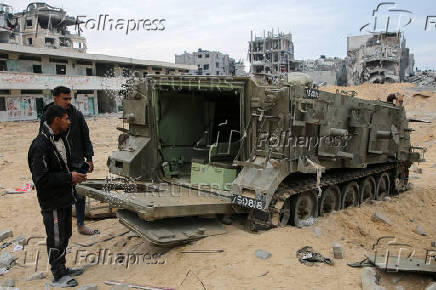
top-left (50, 275), bottom-right (78, 288)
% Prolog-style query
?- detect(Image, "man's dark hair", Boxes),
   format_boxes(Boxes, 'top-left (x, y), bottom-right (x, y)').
top-left (53, 86), bottom-right (71, 97)
top-left (45, 105), bottom-right (67, 125)
top-left (387, 93), bottom-right (397, 103)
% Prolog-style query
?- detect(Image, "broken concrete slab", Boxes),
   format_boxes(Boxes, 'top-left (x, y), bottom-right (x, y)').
top-left (255, 249), bottom-right (271, 260)
top-left (371, 212), bottom-right (392, 226)
top-left (0, 251), bottom-right (15, 269)
top-left (26, 271), bottom-right (47, 281)
top-left (414, 225), bottom-right (427, 236)
top-left (1, 279), bottom-right (16, 287)
top-left (333, 243), bottom-right (344, 259)
top-left (361, 267), bottom-right (385, 290)
top-left (0, 230), bottom-right (12, 242)
top-left (78, 284), bottom-right (98, 290)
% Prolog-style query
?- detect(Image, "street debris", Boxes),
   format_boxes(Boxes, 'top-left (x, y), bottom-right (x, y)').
top-left (409, 71), bottom-right (436, 88)
top-left (11, 235), bottom-right (26, 246)
top-left (371, 212), bottom-right (392, 226)
top-left (255, 249), bottom-right (271, 260)
top-left (333, 243), bottom-right (344, 259)
top-left (1, 279), bottom-right (16, 287)
top-left (0, 250), bottom-right (16, 269)
top-left (180, 249), bottom-right (224, 254)
top-left (257, 271), bottom-right (269, 277)
top-left (296, 246), bottom-right (333, 265)
top-left (313, 227), bottom-right (321, 238)
top-left (0, 230), bottom-right (13, 242)
top-left (77, 284), bottom-right (98, 290)
top-left (414, 225), bottom-right (427, 236)
top-left (426, 283), bottom-right (436, 290)
top-left (105, 280), bottom-right (175, 290)
top-left (361, 267), bottom-right (385, 290)
top-left (26, 271), bottom-right (47, 281)
top-left (5, 182), bottom-right (34, 194)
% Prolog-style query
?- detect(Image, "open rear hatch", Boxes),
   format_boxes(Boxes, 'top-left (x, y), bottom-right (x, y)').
top-left (76, 179), bottom-right (233, 245)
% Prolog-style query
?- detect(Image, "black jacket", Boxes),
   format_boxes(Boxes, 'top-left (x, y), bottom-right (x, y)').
top-left (28, 123), bottom-right (74, 210)
top-left (40, 103), bottom-right (94, 169)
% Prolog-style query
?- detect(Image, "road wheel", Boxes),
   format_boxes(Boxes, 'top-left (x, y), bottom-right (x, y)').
top-left (319, 185), bottom-right (341, 216)
top-left (341, 182), bottom-right (359, 209)
top-left (376, 172), bottom-right (391, 200)
top-left (360, 176), bottom-right (376, 204)
top-left (290, 192), bottom-right (317, 227)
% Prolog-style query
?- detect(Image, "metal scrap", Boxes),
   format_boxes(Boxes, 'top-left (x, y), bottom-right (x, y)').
top-left (296, 246), bottom-right (333, 265)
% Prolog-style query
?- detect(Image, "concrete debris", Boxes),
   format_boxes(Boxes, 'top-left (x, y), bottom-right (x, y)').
top-left (1, 279), bottom-right (16, 287)
top-left (313, 226), bottom-right (321, 238)
top-left (77, 284), bottom-right (98, 290)
top-left (255, 249), bottom-right (271, 260)
top-left (414, 226), bottom-right (427, 236)
top-left (426, 283), bottom-right (436, 290)
top-left (0, 230), bottom-right (13, 242)
top-left (26, 271), bottom-right (47, 281)
top-left (0, 251), bottom-right (15, 269)
top-left (221, 216), bottom-right (232, 225)
top-left (361, 267), bottom-right (385, 290)
top-left (382, 196), bottom-right (392, 202)
top-left (371, 212), bottom-right (393, 226)
top-left (333, 243), bottom-right (344, 259)
top-left (11, 235), bottom-right (26, 246)
top-left (409, 71), bottom-right (436, 88)
top-left (396, 286), bottom-right (404, 290)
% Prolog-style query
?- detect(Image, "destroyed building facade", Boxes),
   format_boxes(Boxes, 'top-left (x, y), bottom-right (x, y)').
top-left (0, 3), bottom-right (195, 122)
top-left (248, 30), bottom-right (294, 74)
top-left (175, 48), bottom-right (235, 75)
top-left (346, 32), bottom-right (414, 85)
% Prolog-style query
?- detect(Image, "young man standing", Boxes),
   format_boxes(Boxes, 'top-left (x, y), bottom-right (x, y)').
top-left (29, 105), bottom-right (87, 287)
top-left (40, 86), bottom-right (98, 235)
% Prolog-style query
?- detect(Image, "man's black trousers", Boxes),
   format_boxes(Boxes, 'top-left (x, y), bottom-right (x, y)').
top-left (41, 206), bottom-right (72, 279)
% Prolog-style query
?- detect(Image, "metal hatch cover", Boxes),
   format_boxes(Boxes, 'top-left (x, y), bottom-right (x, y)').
top-left (117, 209), bottom-right (227, 246)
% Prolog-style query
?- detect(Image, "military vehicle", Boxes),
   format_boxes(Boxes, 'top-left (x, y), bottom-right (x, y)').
top-left (77, 74), bottom-right (424, 245)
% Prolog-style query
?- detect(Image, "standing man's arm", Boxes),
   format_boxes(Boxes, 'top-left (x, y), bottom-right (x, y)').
top-left (80, 113), bottom-right (94, 172)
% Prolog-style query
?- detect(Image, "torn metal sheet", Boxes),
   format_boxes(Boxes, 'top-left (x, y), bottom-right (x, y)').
top-left (366, 252), bottom-right (436, 274)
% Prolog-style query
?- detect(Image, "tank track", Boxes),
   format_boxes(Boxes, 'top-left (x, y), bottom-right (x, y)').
top-left (246, 162), bottom-right (406, 229)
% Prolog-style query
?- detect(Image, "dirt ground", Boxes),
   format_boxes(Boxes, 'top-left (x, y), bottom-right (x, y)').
top-left (0, 83), bottom-right (435, 289)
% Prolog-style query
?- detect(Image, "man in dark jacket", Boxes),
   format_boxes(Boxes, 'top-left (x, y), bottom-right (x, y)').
top-left (29, 105), bottom-right (87, 287)
top-left (40, 86), bottom-right (98, 235)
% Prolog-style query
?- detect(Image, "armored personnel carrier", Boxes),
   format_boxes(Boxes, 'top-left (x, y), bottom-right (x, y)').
top-left (77, 74), bottom-right (424, 245)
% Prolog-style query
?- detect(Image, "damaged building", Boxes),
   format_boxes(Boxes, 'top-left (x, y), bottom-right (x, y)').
top-left (291, 55), bottom-right (347, 86)
top-left (0, 3), bottom-right (195, 122)
top-left (175, 49), bottom-right (235, 75)
top-left (346, 32), bottom-right (414, 85)
top-left (248, 30), bottom-right (294, 74)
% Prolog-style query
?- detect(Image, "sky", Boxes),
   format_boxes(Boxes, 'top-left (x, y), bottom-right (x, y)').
top-left (8, 0), bottom-right (436, 70)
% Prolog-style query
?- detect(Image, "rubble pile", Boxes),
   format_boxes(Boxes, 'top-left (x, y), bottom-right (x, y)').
top-left (409, 71), bottom-right (436, 88)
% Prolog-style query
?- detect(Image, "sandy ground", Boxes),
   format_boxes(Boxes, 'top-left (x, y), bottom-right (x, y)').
top-left (0, 84), bottom-right (435, 289)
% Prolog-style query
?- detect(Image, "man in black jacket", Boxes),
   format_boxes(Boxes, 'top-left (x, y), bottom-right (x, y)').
top-left (40, 86), bottom-right (98, 235)
top-left (29, 105), bottom-right (87, 287)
